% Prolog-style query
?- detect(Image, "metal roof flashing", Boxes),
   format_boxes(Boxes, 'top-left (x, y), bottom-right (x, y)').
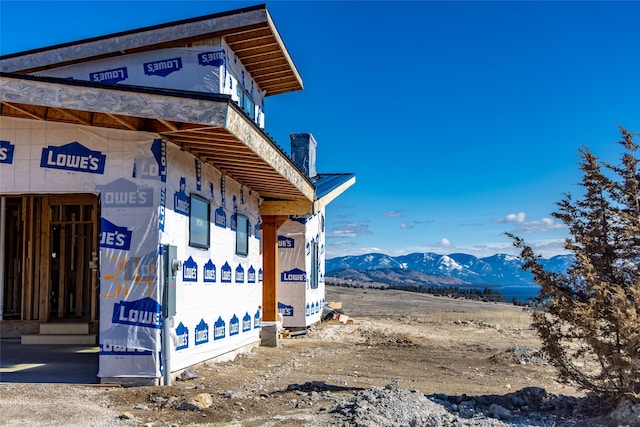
top-left (313, 173), bottom-right (356, 206)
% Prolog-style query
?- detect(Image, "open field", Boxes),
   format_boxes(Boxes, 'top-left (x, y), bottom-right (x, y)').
top-left (2, 286), bottom-right (613, 426)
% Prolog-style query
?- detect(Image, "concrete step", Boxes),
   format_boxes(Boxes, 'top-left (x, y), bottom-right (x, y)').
top-left (21, 334), bottom-right (97, 345)
top-left (39, 323), bottom-right (89, 335)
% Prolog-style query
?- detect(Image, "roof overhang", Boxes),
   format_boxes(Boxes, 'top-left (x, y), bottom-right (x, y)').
top-left (0, 4), bottom-right (302, 96)
top-left (260, 173), bottom-right (356, 216)
top-left (0, 73), bottom-right (314, 202)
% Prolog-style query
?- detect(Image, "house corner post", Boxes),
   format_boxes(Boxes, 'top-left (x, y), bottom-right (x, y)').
top-left (260, 215), bottom-right (287, 347)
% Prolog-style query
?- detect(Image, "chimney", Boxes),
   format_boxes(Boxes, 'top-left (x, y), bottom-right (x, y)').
top-left (290, 133), bottom-right (317, 178)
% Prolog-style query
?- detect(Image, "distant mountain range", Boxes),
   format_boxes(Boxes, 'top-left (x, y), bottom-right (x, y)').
top-left (325, 252), bottom-right (573, 288)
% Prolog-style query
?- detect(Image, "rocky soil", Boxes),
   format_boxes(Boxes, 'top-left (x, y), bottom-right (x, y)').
top-left (2, 286), bottom-right (639, 426)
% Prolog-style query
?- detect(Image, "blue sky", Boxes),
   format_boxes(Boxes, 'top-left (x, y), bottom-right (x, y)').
top-left (2, 1), bottom-right (639, 259)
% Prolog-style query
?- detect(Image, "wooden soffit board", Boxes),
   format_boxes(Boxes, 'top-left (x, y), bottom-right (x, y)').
top-left (0, 74), bottom-right (313, 201)
top-left (0, 5), bottom-right (302, 96)
top-left (260, 175), bottom-right (357, 216)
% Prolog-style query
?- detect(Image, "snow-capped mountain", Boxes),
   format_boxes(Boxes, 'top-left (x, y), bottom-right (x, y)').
top-left (325, 253), bottom-right (403, 271)
top-left (325, 252), bottom-right (573, 286)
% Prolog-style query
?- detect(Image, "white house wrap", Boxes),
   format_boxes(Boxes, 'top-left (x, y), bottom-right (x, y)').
top-left (277, 212), bottom-right (326, 328)
top-left (0, 4), bottom-right (354, 385)
top-left (33, 44), bottom-right (266, 129)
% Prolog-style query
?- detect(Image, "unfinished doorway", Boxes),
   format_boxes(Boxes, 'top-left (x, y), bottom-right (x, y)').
top-left (1, 194), bottom-right (100, 323)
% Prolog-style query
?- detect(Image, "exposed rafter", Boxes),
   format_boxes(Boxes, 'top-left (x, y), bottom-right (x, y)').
top-left (0, 74), bottom-right (314, 203)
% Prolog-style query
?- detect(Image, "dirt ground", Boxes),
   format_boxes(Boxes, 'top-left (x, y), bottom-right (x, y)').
top-left (1, 286), bottom-right (585, 426)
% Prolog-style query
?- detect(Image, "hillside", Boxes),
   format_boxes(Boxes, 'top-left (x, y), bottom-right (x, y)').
top-left (326, 252), bottom-right (573, 287)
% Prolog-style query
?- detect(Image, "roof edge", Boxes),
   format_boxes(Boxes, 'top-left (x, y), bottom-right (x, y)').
top-left (0, 72), bottom-right (234, 103)
top-left (263, 8), bottom-right (303, 94)
top-left (0, 4), bottom-right (268, 59)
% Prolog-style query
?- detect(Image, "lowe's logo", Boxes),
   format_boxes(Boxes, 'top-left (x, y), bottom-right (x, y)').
top-left (242, 313), bottom-right (251, 332)
top-left (144, 57), bottom-right (182, 77)
top-left (254, 309), bottom-right (261, 329)
top-left (40, 142), bottom-right (106, 174)
top-left (229, 314), bottom-right (240, 336)
top-left (221, 262), bottom-right (232, 283)
top-left (204, 260), bottom-right (216, 283)
top-left (182, 256), bottom-right (198, 283)
top-left (214, 316), bottom-right (226, 340)
top-left (278, 302), bottom-right (294, 317)
top-left (281, 268), bottom-right (306, 283)
top-left (112, 297), bottom-right (161, 329)
top-left (0, 140), bottom-right (15, 164)
top-left (100, 218), bottom-right (132, 250)
top-left (90, 67), bottom-right (128, 83)
top-left (100, 340), bottom-right (152, 356)
top-left (133, 139), bottom-right (167, 182)
top-left (312, 302), bottom-right (320, 314)
top-left (158, 187), bottom-right (166, 232)
top-left (290, 215), bottom-right (309, 225)
top-left (247, 265), bottom-right (256, 284)
top-left (214, 207), bottom-right (227, 228)
top-left (278, 235), bottom-right (294, 249)
top-left (235, 264), bottom-right (245, 283)
top-left (175, 322), bottom-right (189, 350)
top-left (195, 159), bottom-right (202, 191)
top-left (198, 51), bottom-right (225, 67)
top-left (97, 178), bottom-right (153, 207)
top-left (153, 139), bottom-right (167, 182)
top-left (195, 319), bottom-right (209, 345)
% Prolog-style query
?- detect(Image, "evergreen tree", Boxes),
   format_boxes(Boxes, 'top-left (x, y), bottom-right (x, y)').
top-left (509, 127), bottom-right (640, 404)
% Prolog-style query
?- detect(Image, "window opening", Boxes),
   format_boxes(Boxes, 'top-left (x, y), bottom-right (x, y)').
top-left (189, 194), bottom-right (210, 249)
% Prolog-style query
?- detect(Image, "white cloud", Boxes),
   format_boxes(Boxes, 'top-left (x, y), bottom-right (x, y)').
top-left (326, 245), bottom-right (388, 258)
top-left (414, 219), bottom-right (435, 225)
top-left (325, 233), bottom-right (571, 260)
top-left (400, 223), bottom-right (414, 229)
top-left (383, 210), bottom-right (403, 218)
top-left (326, 221), bottom-right (373, 238)
top-left (495, 212), bottom-right (565, 235)
top-left (498, 212), bottom-right (526, 223)
top-left (514, 217), bottom-right (565, 234)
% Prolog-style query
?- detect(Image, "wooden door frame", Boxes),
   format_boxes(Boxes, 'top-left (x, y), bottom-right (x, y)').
top-left (13, 194), bottom-right (99, 322)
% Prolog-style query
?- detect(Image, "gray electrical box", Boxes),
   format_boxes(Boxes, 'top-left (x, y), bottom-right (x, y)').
top-left (162, 245), bottom-right (178, 317)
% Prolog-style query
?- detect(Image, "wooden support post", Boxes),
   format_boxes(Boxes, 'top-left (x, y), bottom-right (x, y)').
top-left (75, 231), bottom-right (85, 317)
top-left (38, 196), bottom-right (50, 322)
top-left (90, 203), bottom-right (99, 324)
top-left (260, 215), bottom-right (287, 347)
top-left (21, 196), bottom-right (31, 320)
top-left (58, 227), bottom-right (66, 317)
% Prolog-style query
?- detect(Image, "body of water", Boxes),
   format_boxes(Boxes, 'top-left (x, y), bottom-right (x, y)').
top-left (462, 284), bottom-right (540, 303)
top-left (498, 285), bottom-right (540, 303)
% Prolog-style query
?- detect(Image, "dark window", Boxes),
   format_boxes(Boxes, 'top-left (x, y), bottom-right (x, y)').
top-left (236, 86), bottom-right (255, 119)
top-left (236, 214), bottom-right (249, 256)
top-left (309, 240), bottom-right (319, 289)
top-left (189, 194), bottom-right (210, 249)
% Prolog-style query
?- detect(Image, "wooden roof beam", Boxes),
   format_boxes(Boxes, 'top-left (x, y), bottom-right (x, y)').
top-left (50, 107), bottom-right (93, 126)
top-left (226, 35), bottom-right (276, 51)
top-left (158, 119), bottom-right (178, 132)
top-left (105, 113), bottom-right (138, 130)
top-left (1, 101), bottom-right (45, 120)
top-left (231, 42), bottom-right (281, 56)
top-left (224, 27), bottom-right (273, 43)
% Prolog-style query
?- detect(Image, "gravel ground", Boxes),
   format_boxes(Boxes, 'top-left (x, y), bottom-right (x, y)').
top-left (1, 286), bottom-right (636, 426)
